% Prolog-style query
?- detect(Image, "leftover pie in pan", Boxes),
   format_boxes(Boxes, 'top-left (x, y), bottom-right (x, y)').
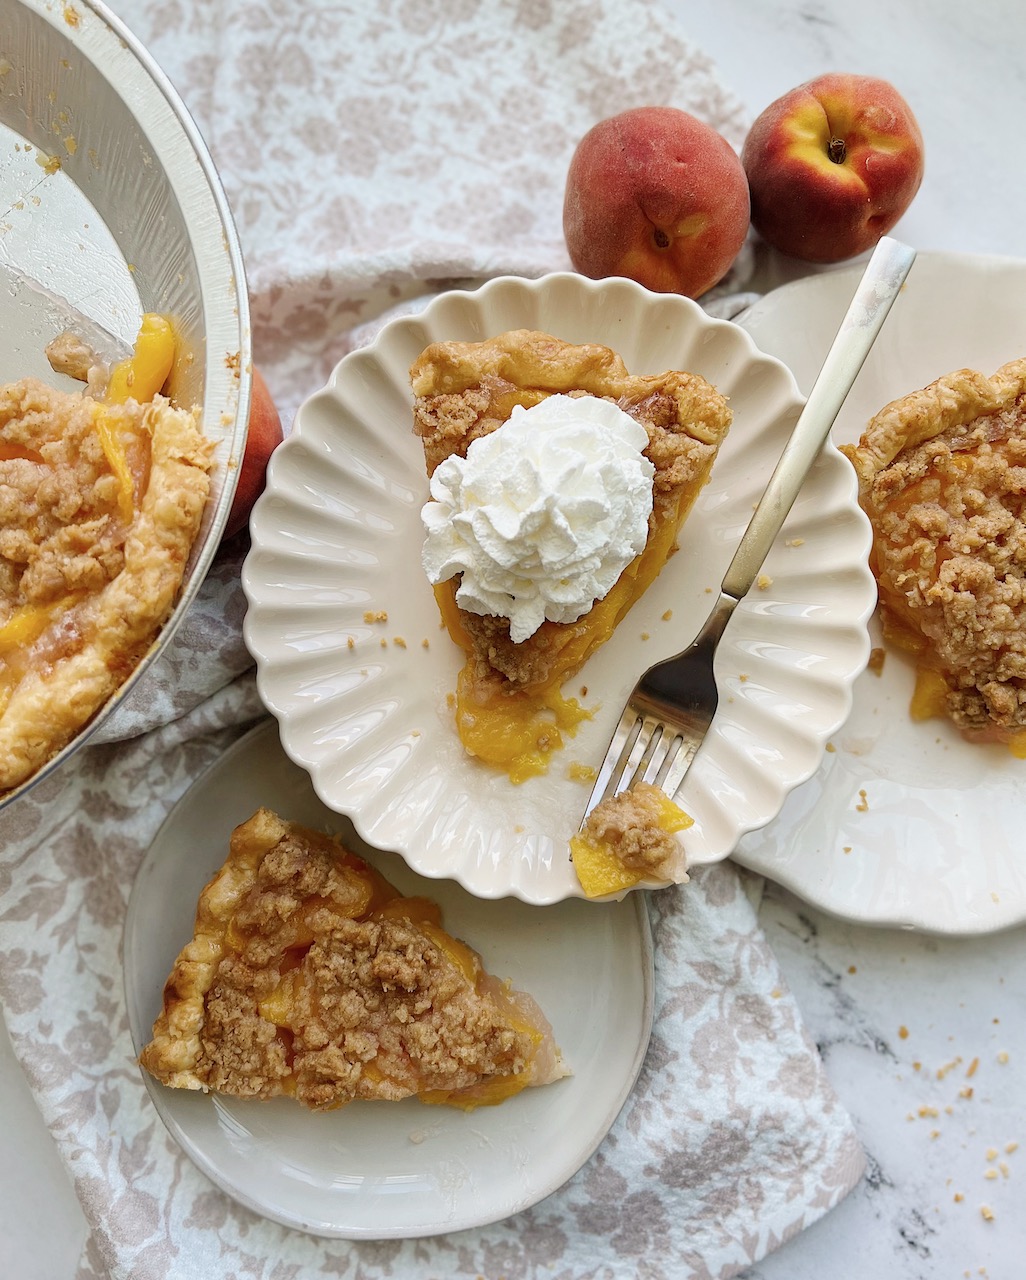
top-left (0, 368), bottom-right (211, 792)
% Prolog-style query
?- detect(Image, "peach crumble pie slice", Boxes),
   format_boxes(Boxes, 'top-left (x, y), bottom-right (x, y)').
top-left (140, 809), bottom-right (568, 1111)
top-left (842, 357), bottom-right (1026, 752)
top-left (411, 328), bottom-right (731, 782)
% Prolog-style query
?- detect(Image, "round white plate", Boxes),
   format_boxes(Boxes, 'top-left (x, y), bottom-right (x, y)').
top-left (242, 271), bottom-right (875, 904)
top-left (733, 251), bottom-right (1026, 935)
top-left (124, 718), bottom-right (653, 1239)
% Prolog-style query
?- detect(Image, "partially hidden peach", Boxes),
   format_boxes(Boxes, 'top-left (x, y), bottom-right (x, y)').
top-left (223, 365), bottom-right (284, 541)
top-left (562, 106), bottom-right (750, 299)
top-left (741, 73), bottom-right (924, 263)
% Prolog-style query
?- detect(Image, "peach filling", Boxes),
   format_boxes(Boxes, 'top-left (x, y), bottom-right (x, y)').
top-left (0, 593), bottom-right (90, 717)
top-left (437, 481), bottom-right (692, 784)
top-left (105, 312), bottom-right (176, 406)
top-left (93, 312), bottom-right (176, 520)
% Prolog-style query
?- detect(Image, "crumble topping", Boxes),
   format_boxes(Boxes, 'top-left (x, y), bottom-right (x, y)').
top-left (843, 358), bottom-right (1026, 738)
top-left (0, 376), bottom-right (211, 790)
top-left (1, 379), bottom-right (129, 603)
top-left (45, 329), bottom-right (107, 394)
top-left (141, 809), bottom-right (565, 1111)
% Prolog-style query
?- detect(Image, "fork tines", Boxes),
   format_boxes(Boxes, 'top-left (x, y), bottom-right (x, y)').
top-left (583, 707), bottom-right (688, 825)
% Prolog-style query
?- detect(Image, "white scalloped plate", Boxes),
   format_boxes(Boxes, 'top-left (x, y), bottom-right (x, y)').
top-left (242, 272), bottom-right (875, 905)
top-left (732, 252), bottom-right (1026, 934)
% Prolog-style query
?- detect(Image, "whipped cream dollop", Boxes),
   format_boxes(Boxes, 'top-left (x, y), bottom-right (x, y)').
top-left (421, 394), bottom-right (654, 643)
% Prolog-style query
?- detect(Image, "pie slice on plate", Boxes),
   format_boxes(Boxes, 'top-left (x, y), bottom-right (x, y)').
top-left (842, 357), bottom-right (1026, 752)
top-left (140, 808), bottom-right (568, 1111)
top-left (411, 328), bottom-right (731, 781)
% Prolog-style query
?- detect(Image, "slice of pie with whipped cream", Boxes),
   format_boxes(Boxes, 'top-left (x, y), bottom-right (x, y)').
top-left (411, 328), bottom-right (731, 783)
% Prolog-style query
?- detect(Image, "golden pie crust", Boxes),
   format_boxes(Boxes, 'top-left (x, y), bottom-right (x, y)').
top-left (0, 377), bottom-right (212, 791)
top-left (842, 358), bottom-right (1026, 742)
top-left (411, 329), bottom-right (731, 778)
top-left (140, 809), bottom-right (567, 1111)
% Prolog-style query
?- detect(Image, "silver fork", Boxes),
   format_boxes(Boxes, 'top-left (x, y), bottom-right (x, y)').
top-left (581, 235), bottom-right (917, 826)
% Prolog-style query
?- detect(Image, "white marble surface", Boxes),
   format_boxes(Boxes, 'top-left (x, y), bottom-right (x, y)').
top-left (746, 885), bottom-right (1026, 1280)
top-left (3, 0), bottom-right (1025, 1276)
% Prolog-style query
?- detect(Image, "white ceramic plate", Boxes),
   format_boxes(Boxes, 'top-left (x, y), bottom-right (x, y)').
top-left (124, 718), bottom-right (653, 1239)
top-left (242, 272), bottom-right (875, 904)
top-left (733, 251), bottom-right (1026, 935)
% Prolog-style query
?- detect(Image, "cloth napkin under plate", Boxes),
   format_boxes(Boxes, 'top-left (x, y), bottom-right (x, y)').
top-left (0, 1), bottom-right (866, 1276)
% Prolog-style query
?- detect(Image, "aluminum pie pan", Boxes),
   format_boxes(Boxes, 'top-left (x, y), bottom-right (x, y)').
top-left (0, 0), bottom-right (251, 810)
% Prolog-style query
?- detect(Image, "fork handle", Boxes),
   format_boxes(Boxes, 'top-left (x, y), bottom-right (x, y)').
top-left (720, 236), bottom-right (916, 602)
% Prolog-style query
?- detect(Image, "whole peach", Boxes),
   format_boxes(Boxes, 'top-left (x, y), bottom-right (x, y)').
top-left (562, 106), bottom-right (750, 299)
top-left (741, 73), bottom-right (924, 263)
top-left (223, 366), bottom-right (284, 541)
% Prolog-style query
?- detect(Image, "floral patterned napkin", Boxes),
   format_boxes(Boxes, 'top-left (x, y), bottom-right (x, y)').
top-left (0, 1), bottom-right (865, 1276)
